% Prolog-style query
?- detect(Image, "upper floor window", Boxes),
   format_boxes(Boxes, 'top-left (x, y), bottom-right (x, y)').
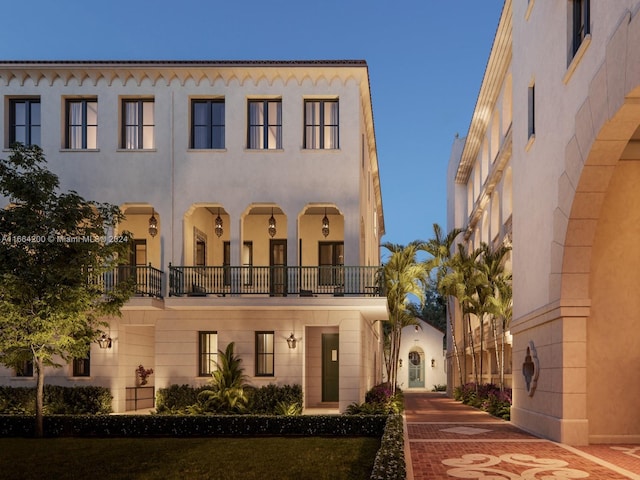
top-left (572, 0), bottom-right (590, 56)
top-left (248, 100), bottom-right (281, 150)
top-left (191, 99), bottom-right (225, 149)
top-left (304, 100), bottom-right (339, 149)
top-left (10, 99), bottom-right (40, 146)
top-left (527, 83), bottom-right (535, 140)
top-left (122, 99), bottom-right (154, 149)
top-left (66, 99), bottom-right (97, 149)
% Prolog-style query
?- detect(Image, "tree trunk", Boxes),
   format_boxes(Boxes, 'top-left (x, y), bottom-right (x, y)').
top-left (35, 356), bottom-right (44, 438)
top-left (479, 314), bottom-right (484, 386)
top-left (490, 316), bottom-right (501, 390)
top-left (447, 300), bottom-right (464, 386)
top-left (466, 313), bottom-right (478, 387)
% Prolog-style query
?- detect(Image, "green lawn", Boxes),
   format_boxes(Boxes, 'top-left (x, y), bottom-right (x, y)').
top-left (0, 436), bottom-right (380, 480)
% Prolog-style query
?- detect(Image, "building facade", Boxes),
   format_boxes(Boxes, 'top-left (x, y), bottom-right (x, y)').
top-left (448, 0), bottom-right (640, 445)
top-left (397, 320), bottom-right (447, 392)
top-left (0, 60), bottom-right (387, 413)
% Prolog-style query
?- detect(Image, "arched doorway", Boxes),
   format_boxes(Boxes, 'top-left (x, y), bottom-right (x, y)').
top-left (408, 349), bottom-right (425, 388)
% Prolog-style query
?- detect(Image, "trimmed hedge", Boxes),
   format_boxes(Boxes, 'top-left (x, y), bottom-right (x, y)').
top-left (0, 386), bottom-right (112, 415)
top-left (0, 414), bottom-right (388, 438)
top-left (370, 414), bottom-right (406, 480)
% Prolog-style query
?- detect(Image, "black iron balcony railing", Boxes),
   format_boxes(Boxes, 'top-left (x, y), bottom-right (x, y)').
top-left (102, 264), bottom-right (165, 299)
top-left (169, 265), bottom-right (384, 297)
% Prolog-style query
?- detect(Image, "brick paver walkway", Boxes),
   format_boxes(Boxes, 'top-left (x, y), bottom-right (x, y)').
top-left (404, 392), bottom-right (640, 480)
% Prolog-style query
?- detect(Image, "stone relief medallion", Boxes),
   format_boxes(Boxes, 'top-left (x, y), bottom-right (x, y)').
top-left (442, 453), bottom-right (589, 479)
top-left (522, 341), bottom-right (539, 397)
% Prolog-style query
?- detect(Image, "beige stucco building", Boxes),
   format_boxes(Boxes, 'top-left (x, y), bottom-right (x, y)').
top-left (0, 60), bottom-right (387, 413)
top-left (447, 0), bottom-right (640, 445)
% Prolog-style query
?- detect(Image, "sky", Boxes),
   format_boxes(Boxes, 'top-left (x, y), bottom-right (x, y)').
top-left (0, 0), bottom-right (504, 248)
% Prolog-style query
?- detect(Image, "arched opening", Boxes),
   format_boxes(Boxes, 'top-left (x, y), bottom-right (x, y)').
top-left (408, 348), bottom-right (425, 388)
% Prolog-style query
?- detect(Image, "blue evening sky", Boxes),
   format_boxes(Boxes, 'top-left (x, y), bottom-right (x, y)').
top-left (0, 0), bottom-right (504, 248)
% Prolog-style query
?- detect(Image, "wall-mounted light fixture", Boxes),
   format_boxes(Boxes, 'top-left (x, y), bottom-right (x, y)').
top-left (97, 332), bottom-right (112, 349)
top-left (286, 333), bottom-right (297, 349)
top-left (268, 208), bottom-right (277, 238)
top-left (431, 358), bottom-right (436, 368)
top-left (148, 209), bottom-right (158, 237)
top-left (399, 358), bottom-right (403, 368)
top-left (215, 208), bottom-right (223, 238)
top-left (322, 208), bottom-right (330, 237)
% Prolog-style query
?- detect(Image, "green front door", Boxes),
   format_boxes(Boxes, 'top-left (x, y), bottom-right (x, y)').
top-left (322, 333), bottom-right (339, 402)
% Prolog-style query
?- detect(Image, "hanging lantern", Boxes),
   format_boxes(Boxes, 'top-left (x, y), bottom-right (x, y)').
top-left (268, 208), bottom-right (276, 238)
top-left (148, 209), bottom-right (158, 237)
top-left (322, 208), bottom-right (330, 237)
top-left (215, 208), bottom-right (223, 238)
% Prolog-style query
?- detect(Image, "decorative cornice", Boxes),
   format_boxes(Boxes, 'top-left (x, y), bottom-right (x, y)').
top-left (455, 0), bottom-right (512, 184)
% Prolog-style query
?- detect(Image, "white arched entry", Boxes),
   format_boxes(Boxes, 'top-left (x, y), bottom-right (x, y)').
top-left (408, 348), bottom-right (425, 388)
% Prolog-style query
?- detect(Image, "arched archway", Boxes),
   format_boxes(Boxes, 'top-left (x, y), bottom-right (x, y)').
top-left (408, 348), bottom-right (425, 388)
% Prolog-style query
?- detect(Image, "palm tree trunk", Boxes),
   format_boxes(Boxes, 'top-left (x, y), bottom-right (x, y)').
top-left (447, 301), bottom-right (464, 386)
top-left (479, 314), bottom-right (484, 386)
top-left (490, 316), bottom-right (501, 390)
top-left (466, 312), bottom-right (478, 386)
top-left (500, 317), bottom-right (506, 392)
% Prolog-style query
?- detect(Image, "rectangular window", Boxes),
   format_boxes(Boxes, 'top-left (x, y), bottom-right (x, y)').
top-left (242, 241), bottom-right (253, 286)
top-left (192, 99), bottom-right (225, 149)
top-left (319, 242), bottom-right (344, 286)
top-left (248, 100), bottom-right (282, 149)
top-left (255, 331), bottom-right (274, 376)
top-left (10, 99), bottom-right (41, 146)
top-left (304, 100), bottom-right (339, 149)
top-left (72, 354), bottom-right (90, 377)
top-left (572, 0), bottom-right (590, 56)
top-left (527, 84), bottom-right (535, 139)
top-left (66, 99), bottom-right (97, 149)
top-left (198, 331), bottom-right (218, 376)
top-left (15, 360), bottom-right (34, 377)
top-left (122, 99), bottom-right (154, 149)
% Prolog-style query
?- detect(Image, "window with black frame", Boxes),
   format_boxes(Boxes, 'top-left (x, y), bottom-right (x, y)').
top-left (66, 99), bottom-right (97, 149)
top-left (122, 99), bottom-right (154, 149)
top-left (572, 0), bottom-right (590, 57)
top-left (198, 331), bottom-right (218, 376)
top-left (247, 100), bottom-right (282, 149)
top-left (255, 331), bottom-right (274, 376)
top-left (9, 98), bottom-right (40, 146)
top-left (304, 99), bottom-right (339, 149)
top-left (191, 99), bottom-right (225, 149)
top-left (73, 354), bottom-right (90, 377)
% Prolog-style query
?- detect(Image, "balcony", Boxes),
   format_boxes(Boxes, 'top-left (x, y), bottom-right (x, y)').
top-left (102, 265), bottom-right (165, 299)
top-left (168, 265), bottom-right (384, 297)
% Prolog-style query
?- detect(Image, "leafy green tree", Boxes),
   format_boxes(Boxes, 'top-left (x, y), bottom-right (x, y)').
top-left (408, 276), bottom-right (446, 333)
top-left (0, 144), bottom-right (134, 437)
top-left (382, 241), bottom-right (428, 394)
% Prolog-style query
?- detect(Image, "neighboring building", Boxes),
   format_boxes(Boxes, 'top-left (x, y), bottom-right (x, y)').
top-left (0, 60), bottom-right (387, 413)
top-left (397, 320), bottom-right (446, 391)
top-left (448, 0), bottom-right (640, 445)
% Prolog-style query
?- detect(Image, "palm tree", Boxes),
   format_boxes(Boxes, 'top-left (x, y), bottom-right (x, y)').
top-left (448, 243), bottom-right (484, 386)
top-left (423, 224), bottom-right (464, 386)
top-left (382, 241), bottom-right (429, 394)
top-left (489, 271), bottom-right (512, 391)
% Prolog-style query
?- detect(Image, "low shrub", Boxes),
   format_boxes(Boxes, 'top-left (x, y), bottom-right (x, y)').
top-left (0, 414), bottom-right (388, 438)
top-left (453, 383), bottom-right (511, 420)
top-left (369, 414), bottom-right (405, 480)
top-left (155, 383), bottom-right (303, 416)
top-left (0, 386), bottom-right (112, 415)
top-left (347, 383), bottom-right (404, 415)
top-left (155, 384), bottom-right (208, 414)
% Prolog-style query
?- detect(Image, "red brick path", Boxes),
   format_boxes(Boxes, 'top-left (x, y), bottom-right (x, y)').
top-left (403, 392), bottom-right (640, 480)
